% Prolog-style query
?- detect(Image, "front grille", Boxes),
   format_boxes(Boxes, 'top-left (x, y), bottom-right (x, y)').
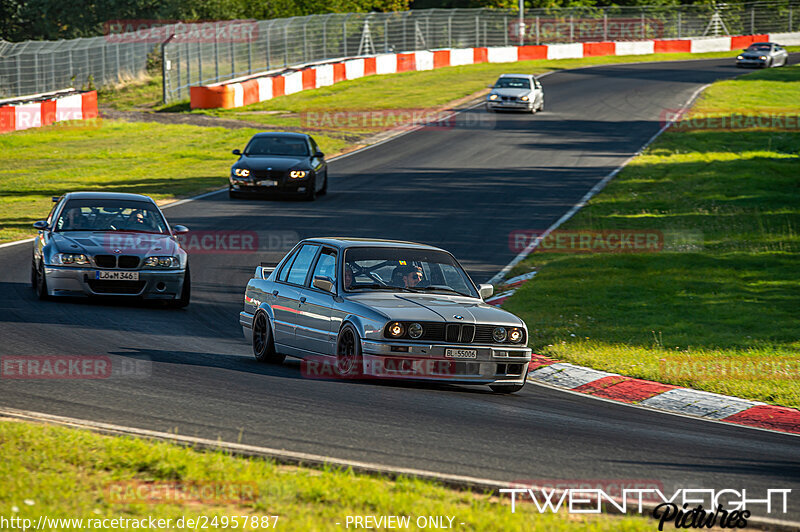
top-left (252, 169), bottom-right (284, 181)
top-left (94, 255), bottom-right (116, 268)
top-left (87, 280), bottom-right (146, 294)
top-left (502, 96), bottom-right (515, 101)
top-left (385, 322), bottom-right (525, 345)
top-left (117, 256), bottom-right (139, 269)
top-left (446, 324), bottom-right (475, 343)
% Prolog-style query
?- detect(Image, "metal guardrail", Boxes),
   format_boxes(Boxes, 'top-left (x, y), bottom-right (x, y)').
top-left (0, 1), bottom-right (797, 102)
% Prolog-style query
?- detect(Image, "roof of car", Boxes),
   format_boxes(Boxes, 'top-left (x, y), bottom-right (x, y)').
top-left (251, 131), bottom-right (310, 139)
top-left (498, 73), bottom-right (534, 78)
top-left (301, 237), bottom-right (445, 251)
top-left (63, 192), bottom-right (156, 202)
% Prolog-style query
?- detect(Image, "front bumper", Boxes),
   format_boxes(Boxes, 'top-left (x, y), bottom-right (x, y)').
top-left (230, 177), bottom-right (311, 195)
top-left (736, 58), bottom-right (768, 68)
top-left (487, 100), bottom-right (533, 111)
top-left (360, 339), bottom-right (531, 385)
top-left (44, 266), bottom-right (185, 298)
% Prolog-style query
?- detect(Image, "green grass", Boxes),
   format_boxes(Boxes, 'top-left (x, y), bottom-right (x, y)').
top-left (0, 420), bottom-right (655, 531)
top-left (0, 121), bottom-right (258, 243)
top-left (503, 65), bottom-right (800, 408)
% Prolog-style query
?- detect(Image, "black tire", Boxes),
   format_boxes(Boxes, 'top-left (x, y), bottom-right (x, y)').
top-left (336, 324), bottom-right (363, 378)
top-left (318, 170), bottom-right (328, 196)
top-left (30, 260), bottom-right (37, 289)
top-left (229, 187), bottom-right (241, 199)
top-left (170, 267), bottom-right (191, 308)
top-left (252, 311), bottom-right (284, 363)
top-left (35, 261), bottom-right (48, 300)
top-left (303, 176), bottom-right (317, 201)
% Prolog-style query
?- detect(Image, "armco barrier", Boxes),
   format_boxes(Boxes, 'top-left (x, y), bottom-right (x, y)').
top-left (0, 90), bottom-right (98, 134)
top-left (190, 32), bottom-right (800, 110)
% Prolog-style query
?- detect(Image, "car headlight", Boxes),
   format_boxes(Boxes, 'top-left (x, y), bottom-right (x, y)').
top-left (508, 328), bottom-right (524, 344)
top-left (387, 322), bottom-right (405, 338)
top-left (760, 55), bottom-right (767, 60)
top-left (55, 253), bottom-right (90, 265)
top-left (737, 55), bottom-right (744, 60)
top-left (290, 170), bottom-right (307, 179)
top-left (233, 168), bottom-right (250, 177)
top-left (488, 94), bottom-right (499, 101)
top-left (492, 327), bottom-right (507, 343)
top-left (144, 256), bottom-right (180, 268)
top-left (520, 95), bottom-right (529, 101)
top-left (408, 322), bottom-right (423, 339)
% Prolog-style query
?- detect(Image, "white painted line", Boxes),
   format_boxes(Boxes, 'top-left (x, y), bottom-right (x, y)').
top-left (0, 237), bottom-right (34, 249)
top-left (488, 81), bottom-right (711, 285)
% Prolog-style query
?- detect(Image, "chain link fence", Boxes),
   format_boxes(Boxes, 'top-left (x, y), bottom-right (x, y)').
top-left (0, 36), bottom-right (154, 101)
top-left (0, 1), bottom-right (797, 102)
top-left (163, 1), bottom-right (800, 102)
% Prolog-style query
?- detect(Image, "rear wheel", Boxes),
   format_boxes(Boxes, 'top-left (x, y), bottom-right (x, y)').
top-left (253, 312), bottom-right (284, 363)
top-left (336, 324), bottom-right (363, 378)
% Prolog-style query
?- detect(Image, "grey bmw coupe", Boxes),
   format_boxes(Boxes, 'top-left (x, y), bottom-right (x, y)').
top-left (31, 192), bottom-right (191, 306)
top-left (239, 238), bottom-right (532, 393)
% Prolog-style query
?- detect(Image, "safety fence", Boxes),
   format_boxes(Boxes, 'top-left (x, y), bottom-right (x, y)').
top-left (0, 1), bottom-right (797, 102)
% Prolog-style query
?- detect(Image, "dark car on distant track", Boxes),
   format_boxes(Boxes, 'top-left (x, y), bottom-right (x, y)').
top-left (229, 132), bottom-right (328, 200)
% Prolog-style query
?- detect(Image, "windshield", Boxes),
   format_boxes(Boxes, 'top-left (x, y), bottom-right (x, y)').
top-left (343, 247), bottom-right (478, 298)
top-left (747, 44), bottom-right (771, 51)
top-left (495, 77), bottom-right (531, 89)
top-left (55, 199), bottom-right (168, 234)
top-left (245, 136), bottom-right (309, 157)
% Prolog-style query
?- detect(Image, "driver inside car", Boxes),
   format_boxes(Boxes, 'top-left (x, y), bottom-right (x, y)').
top-left (393, 264), bottom-right (424, 288)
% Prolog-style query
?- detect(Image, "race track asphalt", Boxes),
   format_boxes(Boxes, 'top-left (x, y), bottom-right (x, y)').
top-left (1, 57), bottom-right (798, 521)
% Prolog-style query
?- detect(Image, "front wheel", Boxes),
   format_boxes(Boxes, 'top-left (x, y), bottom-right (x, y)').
top-left (336, 324), bottom-right (363, 378)
top-left (303, 177), bottom-right (317, 201)
top-left (170, 267), bottom-right (191, 308)
top-left (318, 171), bottom-right (328, 196)
top-left (34, 261), bottom-right (49, 300)
top-left (252, 312), bottom-right (285, 364)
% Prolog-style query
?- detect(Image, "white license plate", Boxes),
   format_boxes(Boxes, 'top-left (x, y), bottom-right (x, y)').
top-left (445, 348), bottom-right (478, 359)
top-left (95, 271), bottom-right (139, 281)
top-left (258, 180), bottom-right (277, 186)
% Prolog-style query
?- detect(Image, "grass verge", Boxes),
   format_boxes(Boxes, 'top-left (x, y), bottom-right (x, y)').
top-left (0, 419), bottom-right (655, 531)
top-left (503, 65), bottom-right (800, 408)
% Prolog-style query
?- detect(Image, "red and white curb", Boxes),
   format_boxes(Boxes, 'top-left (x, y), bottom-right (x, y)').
top-left (0, 90), bottom-right (98, 134)
top-left (525, 354), bottom-right (800, 435)
top-left (190, 31), bottom-right (800, 109)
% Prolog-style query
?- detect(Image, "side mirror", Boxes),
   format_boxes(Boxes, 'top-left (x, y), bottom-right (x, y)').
top-left (487, 85), bottom-right (495, 89)
top-left (172, 225), bottom-right (189, 234)
top-left (478, 283), bottom-right (494, 300)
top-left (315, 151), bottom-right (325, 158)
top-left (33, 221), bottom-right (48, 230)
top-left (312, 275), bottom-right (335, 293)
top-left (232, 149), bottom-right (241, 156)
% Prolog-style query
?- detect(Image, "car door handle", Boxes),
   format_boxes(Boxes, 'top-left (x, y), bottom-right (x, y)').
top-left (299, 296), bottom-right (307, 304)
top-left (272, 290), bottom-right (279, 296)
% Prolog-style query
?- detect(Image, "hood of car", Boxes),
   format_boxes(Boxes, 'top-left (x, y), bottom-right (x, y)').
top-left (234, 156), bottom-right (308, 171)
top-left (50, 231), bottom-right (181, 257)
top-left (491, 88), bottom-right (532, 98)
top-left (347, 292), bottom-right (524, 326)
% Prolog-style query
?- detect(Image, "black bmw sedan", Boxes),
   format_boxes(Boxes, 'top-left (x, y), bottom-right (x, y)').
top-left (229, 132), bottom-right (328, 200)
